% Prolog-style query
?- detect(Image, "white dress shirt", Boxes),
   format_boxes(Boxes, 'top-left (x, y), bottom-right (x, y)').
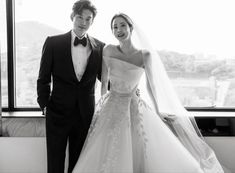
top-left (71, 30), bottom-right (91, 81)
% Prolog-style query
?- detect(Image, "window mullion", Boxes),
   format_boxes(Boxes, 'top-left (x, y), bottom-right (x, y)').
top-left (6, 0), bottom-right (16, 111)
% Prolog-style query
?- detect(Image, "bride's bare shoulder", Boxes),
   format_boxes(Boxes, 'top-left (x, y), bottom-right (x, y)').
top-left (103, 44), bottom-right (116, 56)
top-left (141, 49), bottom-right (151, 61)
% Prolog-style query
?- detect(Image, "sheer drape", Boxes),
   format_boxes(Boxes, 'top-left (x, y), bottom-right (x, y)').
top-left (133, 22), bottom-right (224, 173)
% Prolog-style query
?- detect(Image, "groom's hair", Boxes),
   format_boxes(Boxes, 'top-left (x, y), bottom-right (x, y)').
top-left (70, 0), bottom-right (97, 21)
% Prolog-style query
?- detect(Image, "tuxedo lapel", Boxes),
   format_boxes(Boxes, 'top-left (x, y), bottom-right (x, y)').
top-left (88, 35), bottom-right (98, 49)
top-left (86, 35), bottom-right (99, 69)
top-left (79, 35), bottom-right (99, 82)
top-left (64, 31), bottom-right (81, 82)
top-left (64, 31), bottom-right (72, 53)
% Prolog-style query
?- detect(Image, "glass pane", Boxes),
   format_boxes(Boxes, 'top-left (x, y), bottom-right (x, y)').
top-left (94, 0), bottom-right (235, 108)
top-left (0, 0), bottom-right (8, 107)
top-left (14, 0), bottom-right (74, 107)
top-left (14, 0), bottom-right (235, 108)
top-left (159, 52), bottom-right (235, 108)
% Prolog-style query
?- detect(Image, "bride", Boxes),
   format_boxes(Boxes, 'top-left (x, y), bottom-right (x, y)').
top-left (72, 13), bottom-right (224, 173)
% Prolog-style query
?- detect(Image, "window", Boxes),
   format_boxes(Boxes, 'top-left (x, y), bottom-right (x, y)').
top-left (2, 0), bottom-right (235, 111)
top-left (0, 0), bottom-right (8, 107)
top-left (14, 0), bottom-right (73, 107)
top-left (160, 52), bottom-right (235, 108)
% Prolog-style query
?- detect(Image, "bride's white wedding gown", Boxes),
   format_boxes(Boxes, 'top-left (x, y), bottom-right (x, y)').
top-left (72, 53), bottom-right (206, 173)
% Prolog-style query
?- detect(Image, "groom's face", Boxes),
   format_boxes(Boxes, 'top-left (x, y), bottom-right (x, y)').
top-left (72, 9), bottom-right (93, 37)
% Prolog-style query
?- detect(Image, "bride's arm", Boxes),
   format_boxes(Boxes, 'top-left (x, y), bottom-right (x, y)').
top-left (143, 50), bottom-right (160, 114)
top-left (143, 50), bottom-right (176, 122)
top-left (101, 46), bottom-right (109, 96)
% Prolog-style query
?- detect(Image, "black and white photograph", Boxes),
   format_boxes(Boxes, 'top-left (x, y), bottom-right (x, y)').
top-left (0, 0), bottom-right (235, 173)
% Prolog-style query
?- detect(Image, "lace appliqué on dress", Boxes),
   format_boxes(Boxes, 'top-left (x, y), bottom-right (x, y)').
top-left (100, 94), bottom-right (131, 172)
top-left (85, 91), bottom-right (132, 172)
top-left (100, 126), bottom-right (121, 173)
top-left (131, 98), bottom-right (150, 158)
top-left (88, 94), bottom-right (109, 138)
top-left (110, 79), bottom-right (133, 93)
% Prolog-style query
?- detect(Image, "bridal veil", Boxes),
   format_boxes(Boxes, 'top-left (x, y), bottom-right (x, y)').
top-left (128, 17), bottom-right (224, 173)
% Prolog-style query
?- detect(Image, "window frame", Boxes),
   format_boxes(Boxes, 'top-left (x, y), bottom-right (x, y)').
top-left (3, 0), bottom-right (40, 112)
top-left (2, 0), bottom-right (235, 113)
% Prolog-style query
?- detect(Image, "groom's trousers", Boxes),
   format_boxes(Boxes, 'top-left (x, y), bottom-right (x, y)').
top-left (45, 106), bottom-right (93, 173)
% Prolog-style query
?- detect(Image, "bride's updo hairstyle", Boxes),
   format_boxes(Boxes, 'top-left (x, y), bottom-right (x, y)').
top-left (111, 13), bottom-right (134, 32)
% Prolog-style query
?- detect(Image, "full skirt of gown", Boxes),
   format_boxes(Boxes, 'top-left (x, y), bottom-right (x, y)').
top-left (72, 91), bottom-right (204, 173)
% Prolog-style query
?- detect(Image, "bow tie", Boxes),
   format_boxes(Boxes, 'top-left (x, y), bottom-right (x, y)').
top-left (74, 36), bottom-right (87, 47)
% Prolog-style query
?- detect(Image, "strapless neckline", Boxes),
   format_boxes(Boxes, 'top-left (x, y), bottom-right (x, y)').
top-left (103, 56), bottom-right (144, 70)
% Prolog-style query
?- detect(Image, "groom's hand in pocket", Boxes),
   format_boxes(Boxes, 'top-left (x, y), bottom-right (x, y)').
top-left (136, 88), bottom-right (140, 97)
top-left (42, 107), bottom-right (47, 116)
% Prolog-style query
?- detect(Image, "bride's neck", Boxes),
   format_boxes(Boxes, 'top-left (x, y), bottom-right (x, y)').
top-left (119, 41), bottom-right (136, 55)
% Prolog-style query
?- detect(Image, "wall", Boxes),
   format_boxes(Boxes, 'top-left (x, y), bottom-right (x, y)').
top-left (0, 138), bottom-right (47, 173)
top-left (0, 137), bottom-right (69, 173)
top-left (0, 137), bottom-right (234, 173)
top-left (0, 49), bottom-right (2, 137)
top-left (205, 137), bottom-right (235, 173)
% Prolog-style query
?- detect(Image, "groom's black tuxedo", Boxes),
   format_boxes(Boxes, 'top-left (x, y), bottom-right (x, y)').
top-left (37, 31), bottom-right (105, 173)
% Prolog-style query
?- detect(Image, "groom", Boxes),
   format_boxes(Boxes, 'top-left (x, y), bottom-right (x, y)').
top-left (37, 0), bottom-right (105, 172)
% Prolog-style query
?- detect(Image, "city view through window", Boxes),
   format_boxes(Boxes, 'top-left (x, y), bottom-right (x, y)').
top-left (0, 0), bottom-right (235, 108)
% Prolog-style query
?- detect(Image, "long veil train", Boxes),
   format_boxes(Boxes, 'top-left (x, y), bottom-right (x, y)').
top-left (131, 20), bottom-right (224, 173)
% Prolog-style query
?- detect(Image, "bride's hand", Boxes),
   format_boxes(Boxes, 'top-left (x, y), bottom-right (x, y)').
top-left (161, 113), bottom-right (177, 122)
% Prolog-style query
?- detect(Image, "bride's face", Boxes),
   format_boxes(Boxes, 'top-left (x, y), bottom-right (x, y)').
top-left (112, 17), bottom-right (132, 42)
